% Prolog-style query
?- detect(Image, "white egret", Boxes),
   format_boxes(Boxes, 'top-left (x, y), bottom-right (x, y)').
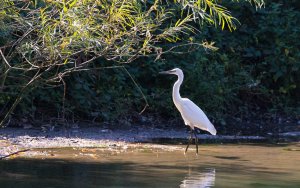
top-left (160, 68), bottom-right (217, 154)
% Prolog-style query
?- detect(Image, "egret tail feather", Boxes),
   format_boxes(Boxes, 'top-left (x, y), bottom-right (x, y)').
top-left (206, 123), bottom-right (217, 135)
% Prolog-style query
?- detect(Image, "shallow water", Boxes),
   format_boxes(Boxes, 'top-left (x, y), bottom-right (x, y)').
top-left (0, 143), bottom-right (299, 188)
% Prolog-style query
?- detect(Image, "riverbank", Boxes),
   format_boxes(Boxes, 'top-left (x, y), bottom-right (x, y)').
top-left (1, 125), bottom-right (300, 159)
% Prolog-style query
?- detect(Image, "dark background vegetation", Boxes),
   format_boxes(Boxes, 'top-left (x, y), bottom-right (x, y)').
top-left (1, 0), bottom-right (299, 135)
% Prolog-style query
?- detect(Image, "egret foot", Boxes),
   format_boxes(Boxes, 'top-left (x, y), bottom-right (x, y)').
top-left (184, 131), bottom-right (193, 154)
top-left (185, 128), bottom-right (199, 154)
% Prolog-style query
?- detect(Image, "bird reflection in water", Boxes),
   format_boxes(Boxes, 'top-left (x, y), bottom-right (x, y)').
top-left (180, 168), bottom-right (216, 188)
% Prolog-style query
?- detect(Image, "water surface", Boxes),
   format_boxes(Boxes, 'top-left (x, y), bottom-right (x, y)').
top-left (0, 143), bottom-right (299, 188)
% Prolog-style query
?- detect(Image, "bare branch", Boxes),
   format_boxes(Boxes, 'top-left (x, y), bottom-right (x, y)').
top-left (0, 49), bottom-right (11, 68)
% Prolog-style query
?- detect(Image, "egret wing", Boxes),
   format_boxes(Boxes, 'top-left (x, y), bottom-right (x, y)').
top-left (180, 98), bottom-right (216, 135)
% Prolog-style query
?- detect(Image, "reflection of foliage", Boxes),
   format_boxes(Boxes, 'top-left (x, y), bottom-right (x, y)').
top-left (0, 0), bottom-right (265, 126)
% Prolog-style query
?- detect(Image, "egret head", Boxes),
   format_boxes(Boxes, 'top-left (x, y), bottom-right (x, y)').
top-left (159, 68), bottom-right (183, 78)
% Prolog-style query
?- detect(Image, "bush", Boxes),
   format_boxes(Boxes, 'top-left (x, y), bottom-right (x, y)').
top-left (1, 0), bottom-right (262, 126)
top-left (1, 1), bottom-right (299, 134)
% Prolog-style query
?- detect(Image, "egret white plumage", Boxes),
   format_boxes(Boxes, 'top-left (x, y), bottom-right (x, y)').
top-left (160, 68), bottom-right (217, 154)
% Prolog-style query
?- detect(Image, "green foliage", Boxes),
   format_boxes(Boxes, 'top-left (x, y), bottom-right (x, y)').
top-left (133, 0), bottom-right (299, 126)
top-left (4, 0), bottom-right (299, 130)
top-left (231, 1), bottom-right (299, 111)
top-left (252, 3), bottom-right (299, 96)
top-left (0, 0), bottom-right (266, 126)
top-left (123, 1), bottom-right (299, 123)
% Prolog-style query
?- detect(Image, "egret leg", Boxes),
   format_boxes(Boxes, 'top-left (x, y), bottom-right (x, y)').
top-left (185, 129), bottom-right (193, 154)
top-left (194, 130), bottom-right (199, 154)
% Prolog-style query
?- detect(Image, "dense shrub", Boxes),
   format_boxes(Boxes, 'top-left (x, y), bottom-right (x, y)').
top-left (1, 0), bottom-right (263, 126)
top-left (1, 1), bottom-right (299, 133)
top-left (136, 1), bottom-right (300, 125)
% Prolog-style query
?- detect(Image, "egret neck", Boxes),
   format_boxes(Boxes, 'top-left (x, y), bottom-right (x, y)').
top-left (172, 71), bottom-right (183, 104)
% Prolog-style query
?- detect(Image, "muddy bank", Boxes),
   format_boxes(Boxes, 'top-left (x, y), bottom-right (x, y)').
top-left (0, 126), bottom-right (299, 159)
top-left (0, 126), bottom-right (188, 159)
top-left (1, 126), bottom-right (267, 148)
